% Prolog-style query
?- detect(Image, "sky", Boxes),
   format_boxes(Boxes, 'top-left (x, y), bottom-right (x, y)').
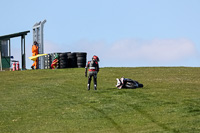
top-left (1, 0), bottom-right (200, 68)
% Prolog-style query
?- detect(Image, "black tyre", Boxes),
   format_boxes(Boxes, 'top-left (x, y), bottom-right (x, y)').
top-left (76, 52), bottom-right (87, 57)
top-left (77, 56), bottom-right (86, 61)
top-left (60, 62), bottom-right (67, 66)
top-left (77, 63), bottom-right (86, 68)
top-left (60, 65), bottom-right (68, 68)
top-left (59, 52), bottom-right (69, 57)
top-left (59, 60), bottom-right (67, 63)
top-left (77, 59), bottom-right (86, 63)
top-left (59, 56), bottom-right (68, 60)
top-left (67, 53), bottom-right (77, 68)
top-left (67, 53), bottom-right (76, 58)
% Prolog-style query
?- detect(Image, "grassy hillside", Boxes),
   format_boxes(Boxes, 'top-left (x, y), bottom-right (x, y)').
top-left (0, 67), bottom-right (199, 133)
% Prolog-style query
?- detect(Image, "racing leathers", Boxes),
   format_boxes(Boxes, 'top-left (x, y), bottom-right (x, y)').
top-left (85, 59), bottom-right (99, 90)
top-left (51, 58), bottom-right (59, 69)
top-left (116, 77), bottom-right (143, 89)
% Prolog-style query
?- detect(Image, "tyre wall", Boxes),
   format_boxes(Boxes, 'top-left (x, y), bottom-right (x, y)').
top-left (44, 52), bottom-right (87, 69)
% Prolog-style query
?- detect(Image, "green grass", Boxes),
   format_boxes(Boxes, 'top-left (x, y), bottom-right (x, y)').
top-left (0, 67), bottom-right (200, 133)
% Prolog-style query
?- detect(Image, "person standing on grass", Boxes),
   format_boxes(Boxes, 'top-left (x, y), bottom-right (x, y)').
top-left (31, 41), bottom-right (39, 70)
top-left (85, 55), bottom-right (100, 90)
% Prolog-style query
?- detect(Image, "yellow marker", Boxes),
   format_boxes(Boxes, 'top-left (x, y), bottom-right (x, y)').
top-left (28, 54), bottom-right (48, 61)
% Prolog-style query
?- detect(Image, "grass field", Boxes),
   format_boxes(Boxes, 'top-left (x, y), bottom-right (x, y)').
top-left (0, 67), bottom-right (200, 133)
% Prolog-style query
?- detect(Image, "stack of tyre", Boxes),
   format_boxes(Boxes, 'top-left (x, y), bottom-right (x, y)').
top-left (44, 54), bottom-right (52, 69)
top-left (76, 52), bottom-right (87, 68)
top-left (67, 53), bottom-right (77, 68)
top-left (59, 52), bottom-right (69, 69)
top-left (44, 52), bottom-right (87, 69)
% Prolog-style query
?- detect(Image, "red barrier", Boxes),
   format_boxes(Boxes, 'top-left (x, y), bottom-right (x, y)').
top-left (13, 62), bottom-right (16, 71)
top-left (16, 62), bottom-right (19, 71)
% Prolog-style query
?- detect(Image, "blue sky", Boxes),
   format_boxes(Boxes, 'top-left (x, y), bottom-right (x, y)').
top-left (1, 0), bottom-right (200, 67)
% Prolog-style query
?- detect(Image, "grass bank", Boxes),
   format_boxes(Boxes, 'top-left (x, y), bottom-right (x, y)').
top-left (0, 67), bottom-right (199, 133)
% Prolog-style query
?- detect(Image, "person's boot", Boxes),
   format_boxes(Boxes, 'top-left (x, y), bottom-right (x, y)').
top-left (94, 84), bottom-right (97, 90)
top-left (31, 66), bottom-right (34, 70)
top-left (87, 84), bottom-right (90, 91)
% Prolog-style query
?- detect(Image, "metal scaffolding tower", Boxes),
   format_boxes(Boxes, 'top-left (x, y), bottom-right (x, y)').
top-left (33, 20), bottom-right (46, 69)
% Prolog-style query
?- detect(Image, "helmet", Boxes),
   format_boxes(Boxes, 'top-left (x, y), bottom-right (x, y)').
top-left (55, 53), bottom-right (59, 59)
top-left (34, 41), bottom-right (37, 45)
top-left (92, 55), bottom-right (99, 62)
